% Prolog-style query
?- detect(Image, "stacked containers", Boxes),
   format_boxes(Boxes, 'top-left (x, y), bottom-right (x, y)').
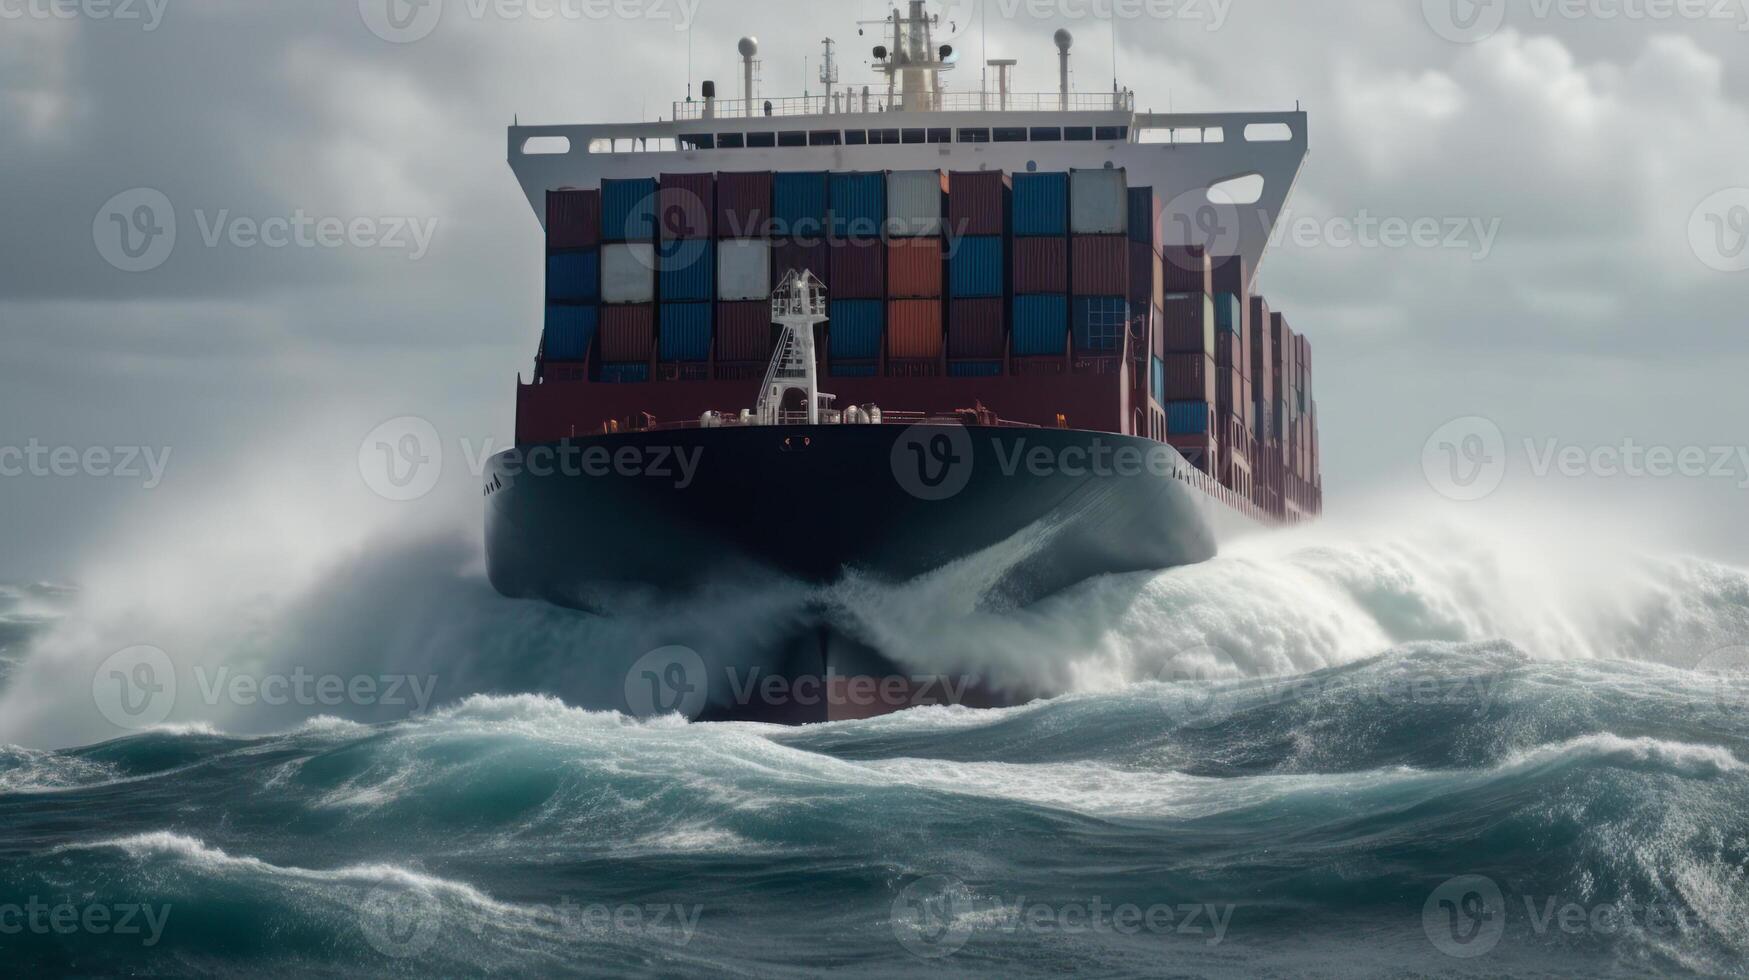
top-left (1159, 244), bottom-right (1217, 471)
top-left (1210, 254), bottom-right (1251, 494)
top-left (1270, 311), bottom-right (1298, 474)
top-left (887, 174), bottom-right (946, 370)
top-left (598, 178), bottom-right (657, 379)
top-left (1010, 172), bottom-right (1070, 360)
top-left (946, 171), bottom-right (1008, 373)
top-left (1249, 295), bottom-right (1277, 514)
top-left (655, 174), bottom-right (714, 367)
top-left (544, 189), bottom-right (600, 369)
top-left (715, 172), bottom-right (774, 377)
top-left (828, 172), bottom-right (886, 375)
top-left (1070, 169), bottom-right (1129, 355)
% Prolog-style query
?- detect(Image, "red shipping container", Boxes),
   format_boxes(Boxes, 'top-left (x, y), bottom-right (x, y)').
top-left (1125, 241), bottom-right (1158, 306)
top-left (1211, 253), bottom-right (1247, 296)
top-left (1161, 294), bottom-right (1211, 354)
top-left (547, 189), bottom-right (600, 249)
top-left (947, 170), bottom-right (1011, 237)
top-left (1168, 433), bottom-right (1218, 475)
top-left (1250, 297), bottom-right (1274, 405)
top-left (1071, 235), bottom-right (1129, 296)
top-left (1013, 237), bottom-right (1068, 294)
top-left (658, 173), bottom-right (714, 240)
top-left (1160, 245), bottom-right (1212, 295)
top-left (887, 300), bottom-right (944, 359)
top-left (715, 171), bottom-right (772, 239)
top-left (1216, 332), bottom-right (1247, 376)
top-left (599, 304), bottom-right (655, 362)
top-left (830, 239), bottom-right (885, 299)
top-left (771, 238), bottom-right (829, 290)
top-left (715, 301), bottom-right (771, 363)
top-left (1216, 364), bottom-right (1245, 423)
top-left (888, 237), bottom-right (944, 298)
top-left (948, 297), bottom-right (1005, 359)
top-left (1160, 352), bottom-right (1216, 403)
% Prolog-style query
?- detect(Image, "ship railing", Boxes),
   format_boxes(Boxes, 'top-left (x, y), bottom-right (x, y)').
top-left (615, 412), bottom-right (1043, 433)
top-left (671, 90), bottom-right (1132, 121)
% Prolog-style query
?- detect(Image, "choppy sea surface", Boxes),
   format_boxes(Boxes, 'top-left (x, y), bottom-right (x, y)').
top-left (2, 515), bottom-right (1747, 977)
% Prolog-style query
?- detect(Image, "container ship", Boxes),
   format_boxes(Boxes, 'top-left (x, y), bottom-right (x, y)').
top-left (486, 3), bottom-right (1322, 721)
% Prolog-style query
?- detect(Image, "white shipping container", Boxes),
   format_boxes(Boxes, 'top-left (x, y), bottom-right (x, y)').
top-left (601, 244), bottom-right (656, 304)
top-left (885, 170), bottom-right (946, 237)
top-left (717, 238), bottom-right (771, 301)
top-left (1070, 168), bottom-right (1129, 236)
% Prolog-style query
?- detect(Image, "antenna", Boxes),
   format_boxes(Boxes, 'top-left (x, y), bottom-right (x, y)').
top-left (819, 37), bottom-right (839, 111)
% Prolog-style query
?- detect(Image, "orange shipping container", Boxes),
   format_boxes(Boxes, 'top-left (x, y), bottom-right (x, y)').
top-left (887, 237), bottom-right (944, 298)
top-left (599, 304), bottom-right (655, 361)
top-left (887, 300), bottom-right (944, 359)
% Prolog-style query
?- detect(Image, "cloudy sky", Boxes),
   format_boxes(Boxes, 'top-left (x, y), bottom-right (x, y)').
top-left (3, 0), bottom-right (1748, 583)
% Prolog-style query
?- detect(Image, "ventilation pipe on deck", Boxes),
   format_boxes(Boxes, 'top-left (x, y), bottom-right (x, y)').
top-left (1055, 29), bottom-right (1073, 111)
top-left (738, 37), bottom-right (758, 117)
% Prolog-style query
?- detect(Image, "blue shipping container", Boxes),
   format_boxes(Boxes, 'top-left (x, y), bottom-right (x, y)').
top-left (830, 363), bottom-right (878, 378)
top-left (658, 239), bottom-right (714, 302)
top-left (829, 172), bottom-right (886, 239)
top-left (949, 360), bottom-right (1003, 378)
top-left (773, 172), bottom-right (829, 239)
top-left (948, 236), bottom-right (1003, 297)
top-left (1214, 292), bottom-right (1243, 335)
top-left (547, 250), bottom-right (599, 302)
top-left (598, 362), bottom-right (650, 384)
top-left (601, 178), bottom-right (658, 241)
top-left (1073, 296), bottom-right (1129, 353)
top-left (659, 303), bottom-right (712, 362)
top-left (829, 299), bottom-right (885, 360)
top-left (1127, 187), bottom-right (1160, 246)
top-left (1167, 401), bottom-right (1212, 434)
top-left (543, 304), bottom-right (597, 361)
top-left (1151, 355), bottom-right (1166, 404)
top-left (1012, 294), bottom-right (1069, 356)
top-left (1011, 172), bottom-right (1069, 237)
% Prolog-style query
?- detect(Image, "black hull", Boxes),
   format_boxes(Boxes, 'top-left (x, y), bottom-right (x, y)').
top-left (485, 425), bottom-right (1228, 721)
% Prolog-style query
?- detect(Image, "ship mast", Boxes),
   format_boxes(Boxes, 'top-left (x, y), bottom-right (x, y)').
top-left (864, 0), bottom-right (956, 112)
top-left (758, 271), bottom-right (834, 426)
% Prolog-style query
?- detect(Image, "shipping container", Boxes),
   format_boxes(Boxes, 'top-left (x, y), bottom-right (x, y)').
top-left (657, 239), bottom-right (714, 302)
top-left (948, 297), bottom-right (1005, 359)
top-left (948, 235), bottom-right (1003, 298)
top-left (658, 173), bottom-right (714, 240)
top-left (828, 299), bottom-right (884, 360)
top-left (715, 171), bottom-right (772, 238)
top-left (947, 170), bottom-right (1010, 236)
top-left (888, 359), bottom-right (942, 379)
top-left (948, 360), bottom-right (1003, 378)
top-left (1127, 187), bottom-right (1162, 247)
top-left (599, 304), bottom-right (655, 361)
top-left (546, 250), bottom-right (599, 302)
top-left (1169, 433), bottom-right (1218, 475)
top-left (547, 189), bottom-right (600, 249)
top-left (769, 238), bottom-right (828, 290)
top-left (830, 363), bottom-right (878, 378)
top-left (715, 301), bottom-right (772, 363)
top-left (772, 171), bottom-right (828, 239)
top-left (716, 238), bottom-right (770, 301)
top-left (1160, 245), bottom-right (1212, 295)
top-left (598, 362), bottom-right (650, 384)
top-left (601, 178), bottom-right (658, 241)
top-left (1159, 352), bottom-right (1217, 403)
top-left (1069, 168), bottom-right (1128, 236)
top-left (887, 300), bottom-right (944, 359)
top-left (829, 172), bottom-right (885, 239)
top-left (600, 244), bottom-right (656, 304)
top-left (1166, 401), bottom-right (1214, 435)
top-left (542, 304), bottom-right (597, 361)
top-left (1012, 294), bottom-right (1069, 356)
top-left (1160, 293), bottom-right (1215, 355)
top-left (887, 237), bottom-right (944, 298)
top-left (1212, 254), bottom-right (1247, 296)
top-left (829, 238), bottom-right (885, 298)
top-left (886, 170), bottom-right (947, 237)
top-left (1214, 292), bottom-right (1244, 337)
top-left (657, 303), bottom-right (712, 362)
top-left (1125, 241), bottom-right (1159, 307)
top-left (1071, 235), bottom-right (1130, 296)
top-left (1072, 296), bottom-right (1129, 354)
top-left (1150, 355), bottom-right (1166, 404)
top-left (1013, 236), bottom-right (1068, 294)
top-left (1011, 172), bottom-right (1069, 237)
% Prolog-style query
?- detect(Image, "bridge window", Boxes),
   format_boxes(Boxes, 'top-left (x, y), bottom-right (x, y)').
top-left (1029, 127), bottom-right (1062, 142)
top-left (870, 128), bottom-right (901, 144)
top-left (993, 127), bottom-right (1026, 142)
top-left (747, 132), bottom-right (776, 148)
top-left (778, 131), bottom-right (807, 147)
top-left (1095, 126), bottom-right (1128, 141)
top-left (1064, 126), bottom-right (1094, 141)
top-left (844, 129), bottom-right (868, 145)
top-left (809, 130), bottom-right (842, 146)
top-left (901, 128), bottom-right (926, 144)
top-left (927, 128), bottom-right (952, 143)
top-left (957, 128), bottom-right (990, 143)
top-left (678, 133), bottom-right (714, 150)
top-left (717, 132), bottom-right (745, 149)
